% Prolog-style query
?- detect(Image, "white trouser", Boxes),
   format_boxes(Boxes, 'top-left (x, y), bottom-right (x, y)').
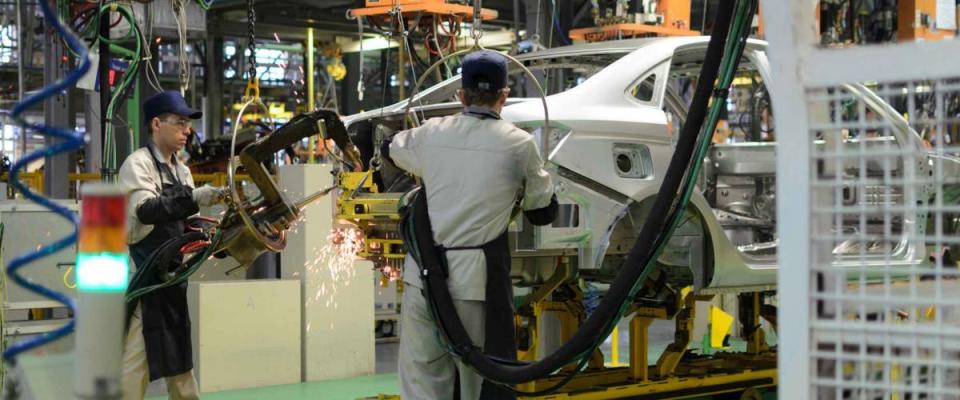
top-left (121, 304), bottom-right (200, 400)
top-left (399, 286), bottom-right (486, 400)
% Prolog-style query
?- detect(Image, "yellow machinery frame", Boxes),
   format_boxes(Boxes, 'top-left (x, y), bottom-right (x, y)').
top-left (338, 176), bottom-right (778, 400)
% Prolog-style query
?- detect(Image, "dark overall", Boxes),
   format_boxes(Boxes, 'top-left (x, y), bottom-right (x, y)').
top-left (128, 145), bottom-right (194, 381)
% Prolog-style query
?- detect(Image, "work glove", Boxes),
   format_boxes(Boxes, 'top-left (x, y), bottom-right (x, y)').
top-left (137, 184), bottom-right (199, 225)
top-left (192, 185), bottom-right (228, 207)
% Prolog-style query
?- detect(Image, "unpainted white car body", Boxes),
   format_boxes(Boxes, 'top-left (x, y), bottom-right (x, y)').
top-left (344, 37), bottom-right (957, 294)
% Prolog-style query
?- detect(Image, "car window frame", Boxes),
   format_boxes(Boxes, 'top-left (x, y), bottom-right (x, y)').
top-left (623, 61), bottom-right (670, 109)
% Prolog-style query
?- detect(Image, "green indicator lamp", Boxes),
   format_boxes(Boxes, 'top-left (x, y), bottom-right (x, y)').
top-left (76, 253), bottom-right (128, 292)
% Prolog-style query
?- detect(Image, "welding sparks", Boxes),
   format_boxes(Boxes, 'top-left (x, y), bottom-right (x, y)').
top-left (308, 227), bottom-right (365, 309)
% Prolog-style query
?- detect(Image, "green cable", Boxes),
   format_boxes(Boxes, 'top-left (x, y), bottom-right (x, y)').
top-left (406, 0), bottom-right (756, 375)
top-left (595, 0), bottom-right (757, 358)
top-left (124, 229), bottom-right (223, 303)
top-left (399, 0), bottom-right (754, 387)
top-left (57, 3), bottom-right (143, 174)
top-left (86, 5), bottom-right (142, 174)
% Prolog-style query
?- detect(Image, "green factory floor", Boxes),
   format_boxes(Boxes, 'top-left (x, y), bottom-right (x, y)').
top-left (142, 320), bottom-right (778, 400)
top-left (145, 373), bottom-right (399, 400)
top-left (145, 372), bottom-right (776, 400)
top-left (13, 318), bottom-right (775, 399)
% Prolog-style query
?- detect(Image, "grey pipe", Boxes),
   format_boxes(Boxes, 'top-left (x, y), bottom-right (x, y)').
top-left (16, 0), bottom-right (25, 155)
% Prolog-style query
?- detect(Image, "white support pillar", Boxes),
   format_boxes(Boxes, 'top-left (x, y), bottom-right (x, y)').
top-left (279, 164), bottom-right (375, 382)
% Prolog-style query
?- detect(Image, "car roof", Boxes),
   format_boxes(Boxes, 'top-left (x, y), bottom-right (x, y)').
top-left (343, 37), bottom-right (765, 124)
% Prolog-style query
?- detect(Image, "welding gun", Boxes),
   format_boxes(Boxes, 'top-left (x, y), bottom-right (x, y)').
top-left (127, 110), bottom-right (359, 303)
top-left (217, 108), bottom-right (360, 267)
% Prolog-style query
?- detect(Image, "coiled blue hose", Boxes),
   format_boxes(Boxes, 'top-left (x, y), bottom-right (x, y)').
top-left (2, 0), bottom-right (91, 363)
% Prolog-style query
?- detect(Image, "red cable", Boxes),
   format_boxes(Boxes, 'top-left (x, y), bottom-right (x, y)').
top-left (180, 241), bottom-right (210, 255)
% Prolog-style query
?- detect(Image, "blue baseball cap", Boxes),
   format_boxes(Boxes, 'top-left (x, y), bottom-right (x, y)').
top-left (462, 50), bottom-right (508, 91)
top-left (143, 91), bottom-right (202, 124)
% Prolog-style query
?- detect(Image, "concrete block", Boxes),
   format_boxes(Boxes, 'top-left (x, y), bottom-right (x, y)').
top-left (279, 164), bottom-right (376, 381)
top-left (188, 280), bottom-right (301, 393)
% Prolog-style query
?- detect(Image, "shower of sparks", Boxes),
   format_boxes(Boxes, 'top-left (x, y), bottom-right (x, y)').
top-left (306, 227), bottom-right (365, 310)
top-left (380, 262), bottom-right (402, 282)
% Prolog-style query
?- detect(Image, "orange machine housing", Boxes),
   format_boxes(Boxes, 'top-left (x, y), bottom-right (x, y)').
top-left (658, 0), bottom-right (692, 31)
top-left (365, 0), bottom-right (442, 6)
top-left (569, 0), bottom-right (700, 42)
top-left (898, 0), bottom-right (955, 41)
top-left (353, 0), bottom-right (498, 20)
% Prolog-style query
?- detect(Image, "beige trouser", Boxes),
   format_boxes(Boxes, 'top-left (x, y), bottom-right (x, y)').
top-left (121, 304), bottom-right (200, 400)
top-left (399, 286), bottom-right (486, 400)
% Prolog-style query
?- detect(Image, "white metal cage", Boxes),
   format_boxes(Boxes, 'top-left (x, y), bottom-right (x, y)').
top-left (763, 1), bottom-right (960, 399)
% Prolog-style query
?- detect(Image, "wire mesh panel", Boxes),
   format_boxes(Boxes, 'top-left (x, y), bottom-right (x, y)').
top-left (806, 79), bottom-right (960, 399)
top-left (761, 2), bottom-right (960, 399)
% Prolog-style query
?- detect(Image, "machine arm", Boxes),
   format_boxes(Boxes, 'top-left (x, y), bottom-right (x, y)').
top-left (241, 109), bottom-right (352, 162)
top-left (236, 109), bottom-right (359, 225)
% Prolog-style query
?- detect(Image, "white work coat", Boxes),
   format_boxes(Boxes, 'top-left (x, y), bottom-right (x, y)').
top-left (118, 146), bottom-right (197, 245)
top-left (390, 111), bottom-right (554, 301)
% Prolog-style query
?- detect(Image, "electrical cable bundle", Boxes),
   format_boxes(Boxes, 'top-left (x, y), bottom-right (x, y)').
top-left (124, 229), bottom-right (222, 304)
top-left (401, 0), bottom-right (757, 393)
top-left (94, 5), bottom-right (144, 173)
top-left (196, 0), bottom-right (215, 11)
top-left (2, 0), bottom-right (92, 364)
top-left (56, 0), bottom-right (145, 174)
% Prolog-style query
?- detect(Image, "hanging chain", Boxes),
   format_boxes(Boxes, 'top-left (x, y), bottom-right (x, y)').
top-left (246, 0), bottom-right (257, 81)
top-left (244, 0), bottom-right (260, 100)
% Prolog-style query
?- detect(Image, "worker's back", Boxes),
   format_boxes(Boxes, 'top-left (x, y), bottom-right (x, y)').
top-left (419, 114), bottom-right (532, 246)
top-left (390, 112), bottom-right (551, 301)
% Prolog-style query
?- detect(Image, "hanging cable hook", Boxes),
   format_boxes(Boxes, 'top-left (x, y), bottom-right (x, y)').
top-left (355, 15), bottom-right (366, 103)
top-left (471, 0), bottom-right (484, 47)
top-left (173, 0), bottom-right (191, 95)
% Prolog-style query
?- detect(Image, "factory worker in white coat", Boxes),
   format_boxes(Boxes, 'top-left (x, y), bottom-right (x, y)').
top-left (118, 91), bottom-right (226, 400)
top-left (383, 50), bottom-right (558, 400)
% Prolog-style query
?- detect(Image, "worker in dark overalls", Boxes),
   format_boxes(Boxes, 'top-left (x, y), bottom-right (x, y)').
top-left (386, 50), bottom-right (558, 400)
top-left (118, 91), bottom-right (225, 399)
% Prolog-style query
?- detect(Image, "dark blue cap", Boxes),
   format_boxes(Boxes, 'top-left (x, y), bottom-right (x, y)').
top-left (143, 91), bottom-right (202, 124)
top-left (462, 50), bottom-right (507, 91)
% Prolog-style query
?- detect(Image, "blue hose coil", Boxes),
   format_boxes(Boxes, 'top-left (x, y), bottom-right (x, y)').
top-left (2, 0), bottom-right (91, 363)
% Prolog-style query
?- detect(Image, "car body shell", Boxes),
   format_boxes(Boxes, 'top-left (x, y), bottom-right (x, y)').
top-left (344, 36), bottom-right (960, 294)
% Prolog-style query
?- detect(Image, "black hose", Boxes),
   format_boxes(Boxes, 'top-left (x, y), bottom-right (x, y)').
top-left (408, 0), bottom-right (742, 386)
top-left (125, 231), bottom-right (207, 304)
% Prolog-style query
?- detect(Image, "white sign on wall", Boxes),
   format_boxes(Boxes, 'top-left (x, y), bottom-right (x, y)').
top-left (937, 0), bottom-right (957, 30)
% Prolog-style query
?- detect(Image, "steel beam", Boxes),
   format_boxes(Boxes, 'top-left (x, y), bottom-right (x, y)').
top-left (341, 52), bottom-right (361, 115)
top-left (42, 31), bottom-right (73, 198)
top-left (205, 33), bottom-right (225, 138)
top-left (16, 0), bottom-right (26, 156)
top-left (84, 92), bottom-right (102, 174)
top-left (306, 27), bottom-right (315, 163)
